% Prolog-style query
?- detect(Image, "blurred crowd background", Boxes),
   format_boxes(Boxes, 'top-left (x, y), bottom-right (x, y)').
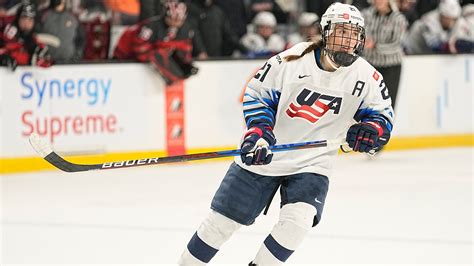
top-left (0, 0), bottom-right (472, 82)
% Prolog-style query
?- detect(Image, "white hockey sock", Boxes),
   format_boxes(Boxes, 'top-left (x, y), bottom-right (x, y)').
top-left (253, 202), bottom-right (316, 264)
top-left (178, 211), bottom-right (241, 265)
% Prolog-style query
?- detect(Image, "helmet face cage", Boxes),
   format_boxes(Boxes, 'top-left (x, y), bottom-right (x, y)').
top-left (322, 22), bottom-right (365, 67)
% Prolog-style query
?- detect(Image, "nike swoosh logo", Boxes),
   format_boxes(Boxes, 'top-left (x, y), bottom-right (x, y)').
top-left (298, 74), bottom-right (310, 79)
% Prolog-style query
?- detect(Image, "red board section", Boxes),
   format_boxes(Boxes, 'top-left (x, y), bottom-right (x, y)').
top-left (165, 81), bottom-right (186, 155)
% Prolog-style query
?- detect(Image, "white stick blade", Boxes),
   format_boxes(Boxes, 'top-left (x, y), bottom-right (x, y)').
top-left (36, 33), bottom-right (61, 48)
top-left (29, 133), bottom-right (53, 158)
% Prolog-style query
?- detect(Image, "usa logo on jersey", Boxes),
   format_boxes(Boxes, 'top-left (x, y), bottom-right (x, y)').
top-left (286, 88), bottom-right (342, 123)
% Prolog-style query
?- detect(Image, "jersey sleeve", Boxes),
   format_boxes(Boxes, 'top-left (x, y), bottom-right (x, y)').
top-left (243, 54), bottom-right (284, 129)
top-left (354, 70), bottom-right (395, 132)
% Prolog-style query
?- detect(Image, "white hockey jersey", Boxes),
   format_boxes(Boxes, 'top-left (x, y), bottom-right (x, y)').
top-left (235, 42), bottom-right (394, 177)
top-left (240, 32), bottom-right (286, 54)
top-left (404, 10), bottom-right (472, 54)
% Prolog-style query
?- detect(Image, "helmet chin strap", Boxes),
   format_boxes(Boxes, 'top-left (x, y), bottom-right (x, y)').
top-left (322, 48), bottom-right (359, 69)
top-left (331, 51), bottom-right (358, 67)
top-left (322, 51), bottom-right (341, 71)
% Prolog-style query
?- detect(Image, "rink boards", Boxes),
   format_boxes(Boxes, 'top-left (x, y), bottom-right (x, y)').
top-left (1, 55), bottom-right (473, 173)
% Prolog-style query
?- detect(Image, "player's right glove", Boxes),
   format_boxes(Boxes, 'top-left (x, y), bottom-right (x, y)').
top-left (240, 125), bottom-right (276, 166)
top-left (346, 121), bottom-right (390, 153)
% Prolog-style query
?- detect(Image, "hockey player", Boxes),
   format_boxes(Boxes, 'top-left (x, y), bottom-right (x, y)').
top-left (0, 1), bottom-right (52, 70)
top-left (240, 11), bottom-right (286, 58)
top-left (112, 0), bottom-right (202, 84)
top-left (179, 3), bottom-right (393, 265)
top-left (286, 12), bottom-right (320, 48)
top-left (404, 0), bottom-right (471, 54)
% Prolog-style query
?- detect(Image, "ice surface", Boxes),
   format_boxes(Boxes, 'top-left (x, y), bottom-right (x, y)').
top-left (1, 148), bottom-right (473, 265)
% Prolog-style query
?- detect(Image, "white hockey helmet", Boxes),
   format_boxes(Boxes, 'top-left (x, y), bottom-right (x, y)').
top-left (439, 0), bottom-right (462, 18)
top-left (253, 11), bottom-right (277, 27)
top-left (298, 12), bottom-right (319, 27)
top-left (462, 4), bottom-right (474, 18)
top-left (320, 2), bottom-right (364, 29)
top-left (320, 3), bottom-right (365, 67)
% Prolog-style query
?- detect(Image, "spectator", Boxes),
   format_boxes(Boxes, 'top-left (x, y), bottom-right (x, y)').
top-left (40, 0), bottom-right (85, 63)
top-left (139, 0), bottom-right (162, 21)
top-left (240, 11), bottom-right (285, 58)
top-left (77, 0), bottom-right (112, 60)
top-left (0, 0), bottom-right (17, 31)
top-left (214, 0), bottom-right (247, 38)
top-left (461, 0), bottom-right (474, 6)
top-left (404, 0), bottom-right (471, 54)
top-left (0, 0), bottom-right (17, 10)
top-left (248, 0), bottom-right (288, 24)
top-left (396, 0), bottom-right (419, 28)
top-left (453, 3), bottom-right (474, 52)
top-left (415, 0), bottom-right (439, 17)
top-left (1, 0), bottom-right (45, 32)
top-left (104, 0), bottom-right (139, 25)
top-left (0, 0), bottom-right (18, 16)
top-left (77, 0), bottom-right (109, 18)
top-left (362, 0), bottom-right (407, 110)
top-left (113, 1), bottom-right (201, 84)
top-left (305, 0), bottom-right (327, 18)
top-left (286, 12), bottom-right (320, 48)
top-left (186, 0), bottom-right (247, 57)
top-left (352, 0), bottom-right (371, 10)
top-left (274, 0), bottom-right (302, 26)
top-left (0, 1), bottom-right (51, 70)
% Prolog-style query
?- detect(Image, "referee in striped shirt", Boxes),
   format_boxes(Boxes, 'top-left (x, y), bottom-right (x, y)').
top-left (362, 0), bottom-right (408, 110)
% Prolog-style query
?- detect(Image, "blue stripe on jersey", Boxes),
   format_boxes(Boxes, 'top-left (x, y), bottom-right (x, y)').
top-left (354, 107), bottom-right (380, 122)
top-left (355, 107), bottom-right (393, 132)
top-left (262, 97), bottom-right (277, 109)
top-left (243, 87), bottom-right (278, 128)
top-left (244, 87), bottom-right (279, 111)
top-left (187, 232), bottom-right (218, 263)
top-left (246, 114), bottom-right (274, 125)
top-left (243, 95), bottom-right (261, 108)
top-left (263, 234), bottom-right (294, 262)
top-left (246, 115), bottom-right (274, 128)
top-left (244, 107), bottom-right (276, 117)
top-left (385, 107), bottom-right (394, 120)
top-left (243, 100), bottom-right (260, 106)
top-left (245, 113), bottom-right (275, 123)
top-left (270, 89), bottom-right (281, 107)
top-left (363, 116), bottom-right (393, 131)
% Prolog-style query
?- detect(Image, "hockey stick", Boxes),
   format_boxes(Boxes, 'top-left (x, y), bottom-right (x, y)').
top-left (36, 33), bottom-right (61, 48)
top-left (29, 133), bottom-right (345, 173)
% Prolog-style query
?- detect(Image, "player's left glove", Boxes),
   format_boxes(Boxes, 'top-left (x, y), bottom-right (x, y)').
top-left (240, 125), bottom-right (276, 166)
top-left (0, 54), bottom-right (17, 71)
top-left (31, 46), bottom-right (52, 67)
top-left (346, 121), bottom-right (390, 153)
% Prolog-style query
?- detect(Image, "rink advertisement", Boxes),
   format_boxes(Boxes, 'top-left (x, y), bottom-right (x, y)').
top-left (1, 55), bottom-right (473, 173)
top-left (19, 71), bottom-right (116, 143)
top-left (0, 64), bottom-right (166, 161)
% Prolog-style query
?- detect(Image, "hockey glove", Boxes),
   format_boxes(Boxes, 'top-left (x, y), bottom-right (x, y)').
top-left (31, 46), bottom-right (52, 67)
top-left (0, 54), bottom-right (17, 71)
top-left (346, 121), bottom-right (390, 153)
top-left (240, 125), bottom-right (276, 166)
